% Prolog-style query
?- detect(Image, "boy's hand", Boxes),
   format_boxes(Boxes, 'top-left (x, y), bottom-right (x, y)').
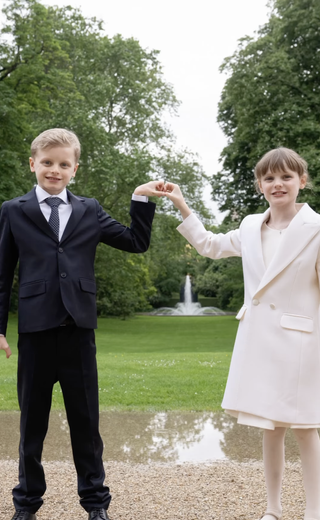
top-left (134, 180), bottom-right (166, 198)
top-left (0, 336), bottom-right (12, 358)
top-left (164, 182), bottom-right (192, 219)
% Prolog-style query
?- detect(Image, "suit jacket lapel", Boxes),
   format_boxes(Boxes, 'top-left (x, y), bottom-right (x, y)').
top-left (19, 188), bottom-right (88, 243)
top-left (255, 204), bottom-right (320, 295)
top-left (20, 187), bottom-right (59, 242)
top-left (60, 190), bottom-right (87, 244)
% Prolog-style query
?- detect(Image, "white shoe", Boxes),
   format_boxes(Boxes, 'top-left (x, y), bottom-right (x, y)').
top-left (260, 512), bottom-right (282, 520)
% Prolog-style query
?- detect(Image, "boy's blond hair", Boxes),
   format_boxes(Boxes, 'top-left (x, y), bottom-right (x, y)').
top-left (31, 128), bottom-right (81, 162)
top-left (254, 147), bottom-right (310, 191)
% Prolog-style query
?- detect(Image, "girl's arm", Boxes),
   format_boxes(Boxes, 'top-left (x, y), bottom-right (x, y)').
top-left (165, 182), bottom-right (242, 259)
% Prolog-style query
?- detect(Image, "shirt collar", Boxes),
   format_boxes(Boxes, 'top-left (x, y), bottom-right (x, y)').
top-left (35, 185), bottom-right (69, 204)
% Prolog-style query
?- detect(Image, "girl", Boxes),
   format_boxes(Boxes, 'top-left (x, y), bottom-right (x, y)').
top-left (165, 148), bottom-right (320, 520)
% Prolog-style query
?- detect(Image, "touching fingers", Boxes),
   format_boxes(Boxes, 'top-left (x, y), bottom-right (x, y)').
top-left (164, 182), bottom-right (178, 193)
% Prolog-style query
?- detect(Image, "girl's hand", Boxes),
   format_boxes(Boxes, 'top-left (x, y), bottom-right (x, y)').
top-left (134, 180), bottom-right (166, 198)
top-left (164, 182), bottom-right (192, 219)
top-left (163, 182), bottom-right (184, 206)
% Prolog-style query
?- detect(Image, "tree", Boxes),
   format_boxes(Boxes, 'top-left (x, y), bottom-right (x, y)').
top-left (213, 0), bottom-right (320, 221)
top-left (0, 0), bottom-right (80, 202)
top-left (194, 256), bottom-right (244, 311)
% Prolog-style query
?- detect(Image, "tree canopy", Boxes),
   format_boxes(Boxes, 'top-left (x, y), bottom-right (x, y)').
top-left (213, 0), bottom-right (320, 220)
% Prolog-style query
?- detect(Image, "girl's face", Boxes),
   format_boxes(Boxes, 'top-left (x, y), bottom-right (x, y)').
top-left (258, 169), bottom-right (307, 208)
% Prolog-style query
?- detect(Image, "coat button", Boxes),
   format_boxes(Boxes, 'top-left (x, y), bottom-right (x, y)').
top-left (58, 247), bottom-right (64, 253)
top-left (270, 303), bottom-right (276, 310)
top-left (60, 272), bottom-right (67, 278)
top-left (252, 299), bottom-right (260, 306)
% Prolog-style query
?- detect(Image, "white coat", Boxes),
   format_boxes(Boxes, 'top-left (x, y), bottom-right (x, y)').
top-left (177, 203), bottom-right (320, 425)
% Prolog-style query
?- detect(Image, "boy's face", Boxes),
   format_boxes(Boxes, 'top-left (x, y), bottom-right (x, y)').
top-left (258, 168), bottom-right (307, 207)
top-left (29, 146), bottom-right (79, 196)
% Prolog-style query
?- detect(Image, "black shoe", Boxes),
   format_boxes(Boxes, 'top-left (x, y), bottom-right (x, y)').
top-left (88, 509), bottom-right (110, 520)
top-left (11, 513), bottom-right (37, 520)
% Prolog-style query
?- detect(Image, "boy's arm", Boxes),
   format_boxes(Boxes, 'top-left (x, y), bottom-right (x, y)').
top-left (0, 203), bottom-right (19, 356)
top-left (97, 180), bottom-right (165, 253)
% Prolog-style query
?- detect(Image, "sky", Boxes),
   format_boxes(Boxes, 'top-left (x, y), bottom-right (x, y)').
top-left (38, 0), bottom-right (271, 221)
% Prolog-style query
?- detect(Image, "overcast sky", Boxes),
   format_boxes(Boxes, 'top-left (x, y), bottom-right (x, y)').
top-left (42, 0), bottom-right (270, 221)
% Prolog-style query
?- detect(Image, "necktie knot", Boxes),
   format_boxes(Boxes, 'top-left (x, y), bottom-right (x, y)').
top-left (45, 197), bottom-right (64, 208)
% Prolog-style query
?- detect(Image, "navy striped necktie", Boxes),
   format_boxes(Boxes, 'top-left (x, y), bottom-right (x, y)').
top-left (45, 197), bottom-right (64, 238)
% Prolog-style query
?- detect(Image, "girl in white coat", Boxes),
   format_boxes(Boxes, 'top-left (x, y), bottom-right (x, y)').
top-left (165, 148), bottom-right (320, 520)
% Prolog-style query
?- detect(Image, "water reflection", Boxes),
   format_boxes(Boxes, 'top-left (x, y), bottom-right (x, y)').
top-left (0, 411), bottom-right (302, 463)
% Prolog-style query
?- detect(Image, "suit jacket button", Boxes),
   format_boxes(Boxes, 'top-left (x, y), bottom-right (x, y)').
top-left (270, 303), bottom-right (276, 310)
top-left (61, 272), bottom-right (67, 278)
top-left (252, 299), bottom-right (260, 306)
top-left (58, 247), bottom-right (64, 253)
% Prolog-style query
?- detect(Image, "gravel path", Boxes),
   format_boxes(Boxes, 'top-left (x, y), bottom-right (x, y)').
top-left (0, 460), bottom-right (305, 519)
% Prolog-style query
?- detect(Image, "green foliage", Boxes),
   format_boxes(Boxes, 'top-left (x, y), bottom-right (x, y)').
top-left (0, 0), bottom-right (79, 202)
top-left (214, 0), bottom-right (320, 220)
top-left (194, 257), bottom-right (244, 311)
top-left (94, 245), bottom-right (155, 318)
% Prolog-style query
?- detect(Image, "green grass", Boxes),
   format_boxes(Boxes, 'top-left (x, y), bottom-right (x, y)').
top-left (0, 315), bottom-right (238, 412)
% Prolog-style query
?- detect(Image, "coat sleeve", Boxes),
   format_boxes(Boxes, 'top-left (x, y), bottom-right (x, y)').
top-left (96, 199), bottom-right (156, 253)
top-left (0, 202), bottom-right (19, 335)
top-left (177, 212), bottom-right (242, 259)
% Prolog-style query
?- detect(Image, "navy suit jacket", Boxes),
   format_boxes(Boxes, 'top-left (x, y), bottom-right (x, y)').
top-left (0, 188), bottom-right (156, 334)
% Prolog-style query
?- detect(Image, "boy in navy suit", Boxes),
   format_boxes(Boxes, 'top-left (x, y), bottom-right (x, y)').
top-left (0, 128), bottom-right (164, 520)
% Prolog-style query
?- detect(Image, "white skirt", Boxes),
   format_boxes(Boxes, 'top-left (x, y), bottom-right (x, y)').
top-left (225, 409), bottom-right (320, 430)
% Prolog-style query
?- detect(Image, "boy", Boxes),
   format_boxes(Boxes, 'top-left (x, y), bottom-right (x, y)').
top-left (0, 128), bottom-right (164, 520)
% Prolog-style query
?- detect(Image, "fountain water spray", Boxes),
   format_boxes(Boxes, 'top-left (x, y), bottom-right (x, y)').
top-left (152, 275), bottom-right (225, 316)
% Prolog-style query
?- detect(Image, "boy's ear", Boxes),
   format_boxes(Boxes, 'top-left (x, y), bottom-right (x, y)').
top-left (72, 163), bottom-right (79, 177)
top-left (29, 157), bottom-right (35, 172)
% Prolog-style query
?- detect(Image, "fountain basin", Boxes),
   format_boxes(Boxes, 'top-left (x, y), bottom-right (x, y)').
top-left (151, 305), bottom-right (226, 316)
top-left (152, 275), bottom-right (226, 316)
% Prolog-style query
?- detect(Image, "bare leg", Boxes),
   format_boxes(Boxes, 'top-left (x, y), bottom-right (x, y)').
top-left (293, 428), bottom-right (320, 520)
top-left (261, 427), bottom-right (286, 520)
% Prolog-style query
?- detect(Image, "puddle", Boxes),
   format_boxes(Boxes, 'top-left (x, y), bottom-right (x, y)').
top-left (0, 411), bottom-right (304, 463)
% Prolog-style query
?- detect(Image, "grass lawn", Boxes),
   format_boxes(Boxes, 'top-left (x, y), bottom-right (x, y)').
top-left (0, 315), bottom-right (238, 412)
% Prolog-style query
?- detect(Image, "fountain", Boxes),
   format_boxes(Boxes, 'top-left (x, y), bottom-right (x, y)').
top-left (151, 275), bottom-right (226, 316)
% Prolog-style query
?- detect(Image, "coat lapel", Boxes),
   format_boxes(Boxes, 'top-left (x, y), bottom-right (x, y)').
top-left (244, 208), bottom-right (269, 281)
top-left (255, 203), bottom-right (320, 295)
top-left (60, 190), bottom-right (87, 244)
top-left (20, 187), bottom-right (58, 242)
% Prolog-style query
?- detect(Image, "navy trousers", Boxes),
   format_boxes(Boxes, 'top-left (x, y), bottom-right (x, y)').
top-left (13, 325), bottom-right (111, 513)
